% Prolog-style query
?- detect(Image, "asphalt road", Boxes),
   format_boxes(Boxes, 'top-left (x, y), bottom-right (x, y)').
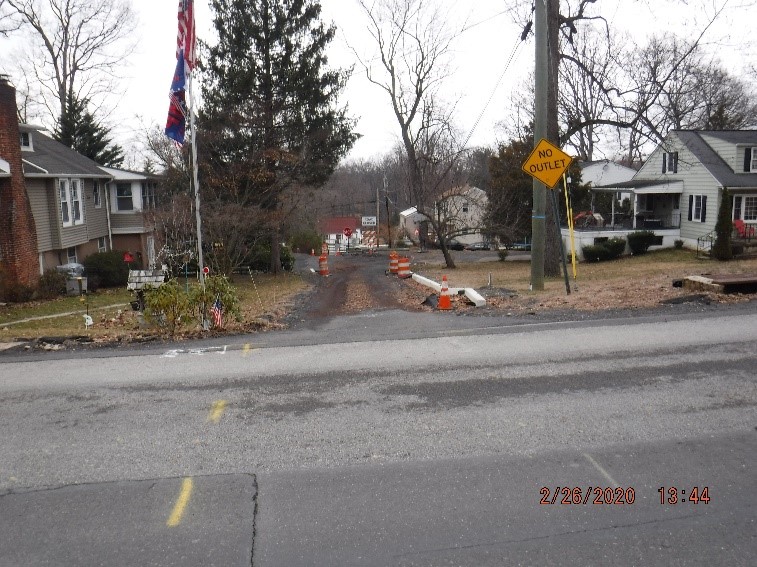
top-left (0, 305), bottom-right (755, 565)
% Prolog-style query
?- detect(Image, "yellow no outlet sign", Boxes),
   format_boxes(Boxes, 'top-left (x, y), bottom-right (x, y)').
top-left (522, 139), bottom-right (573, 188)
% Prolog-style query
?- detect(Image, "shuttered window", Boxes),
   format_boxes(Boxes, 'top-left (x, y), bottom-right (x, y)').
top-left (688, 194), bottom-right (707, 223)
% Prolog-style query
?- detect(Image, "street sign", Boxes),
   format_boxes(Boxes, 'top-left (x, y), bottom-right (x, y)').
top-left (522, 138), bottom-right (573, 189)
top-left (343, 227), bottom-right (353, 238)
top-left (362, 216), bottom-right (377, 226)
top-left (203, 266), bottom-right (210, 275)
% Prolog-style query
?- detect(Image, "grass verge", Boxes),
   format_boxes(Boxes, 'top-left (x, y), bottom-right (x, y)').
top-left (0, 272), bottom-right (309, 344)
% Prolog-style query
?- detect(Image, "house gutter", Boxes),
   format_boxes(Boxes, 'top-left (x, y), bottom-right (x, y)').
top-left (104, 181), bottom-right (113, 251)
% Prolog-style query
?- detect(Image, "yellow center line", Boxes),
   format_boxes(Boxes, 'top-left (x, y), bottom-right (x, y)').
top-left (242, 343), bottom-right (259, 356)
top-left (166, 477), bottom-right (193, 527)
top-left (208, 400), bottom-right (227, 423)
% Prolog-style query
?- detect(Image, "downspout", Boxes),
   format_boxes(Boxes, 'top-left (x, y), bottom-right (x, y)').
top-left (104, 180), bottom-right (113, 250)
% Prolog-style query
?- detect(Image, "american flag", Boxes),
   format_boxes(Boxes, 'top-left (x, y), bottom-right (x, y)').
top-left (210, 295), bottom-right (224, 328)
top-left (177, 0), bottom-right (196, 72)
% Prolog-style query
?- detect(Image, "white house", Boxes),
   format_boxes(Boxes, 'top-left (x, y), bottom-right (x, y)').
top-left (565, 130), bottom-right (757, 258)
top-left (99, 166), bottom-right (161, 268)
top-left (580, 160), bottom-right (637, 188)
top-left (433, 185), bottom-right (489, 246)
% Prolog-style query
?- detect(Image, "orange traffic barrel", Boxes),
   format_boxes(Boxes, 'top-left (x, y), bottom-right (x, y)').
top-left (438, 275), bottom-right (452, 310)
top-left (397, 257), bottom-right (411, 279)
top-left (319, 254), bottom-right (329, 276)
top-left (389, 251), bottom-right (399, 274)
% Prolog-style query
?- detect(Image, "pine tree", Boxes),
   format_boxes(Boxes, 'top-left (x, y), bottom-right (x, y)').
top-left (54, 94), bottom-right (124, 167)
top-left (711, 187), bottom-right (733, 261)
top-left (201, 0), bottom-right (356, 273)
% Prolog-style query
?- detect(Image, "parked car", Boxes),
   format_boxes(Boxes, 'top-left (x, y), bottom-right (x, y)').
top-left (464, 242), bottom-right (491, 251)
top-left (432, 238), bottom-right (465, 250)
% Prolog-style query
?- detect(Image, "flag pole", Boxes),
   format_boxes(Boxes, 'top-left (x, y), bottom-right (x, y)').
top-left (187, 69), bottom-right (205, 288)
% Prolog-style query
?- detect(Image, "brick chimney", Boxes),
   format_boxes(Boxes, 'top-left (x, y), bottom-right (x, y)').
top-left (0, 76), bottom-right (39, 289)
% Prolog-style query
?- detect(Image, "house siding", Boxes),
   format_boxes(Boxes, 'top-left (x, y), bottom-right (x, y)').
top-left (26, 179), bottom-right (56, 251)
top-left (636, 134), bottom-right (719, 240)
top-left (698, 134), bottom-right (746, 172)
top-left (83, 179), bottom-right (109, 240)
top-left (111, 212), bottom-right (147, 233)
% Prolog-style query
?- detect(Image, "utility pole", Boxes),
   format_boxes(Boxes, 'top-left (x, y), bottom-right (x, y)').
top-left (531, 0), bottom-right (548, 291)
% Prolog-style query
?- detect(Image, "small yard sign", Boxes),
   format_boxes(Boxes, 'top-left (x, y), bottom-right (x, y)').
top-left (522, 138), bottom-right (573, 188)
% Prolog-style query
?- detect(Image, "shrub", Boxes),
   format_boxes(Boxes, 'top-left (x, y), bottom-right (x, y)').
top-left (604, 238), bottom-right (627, 258)
top-left (674, 239), bottom-right (684, 249)
top-left (144, 280), bottom-right (191, 335)
top-left (582, 244), bottom-right (612, 262)
top-left (627, 231), bottom-right (657, 255)
top-left (1, 283), bottom-right (35, 303)
top-left (289, 230), bottom-right (323, 254)
top-left (247, 243), bottom-right (294, 272)
top-left (581, 238), bottom-right (626, 262)
top-left (189, 275), bottom-right (242, 329)
top-left (497, 248), bottom-right (509, 262)
top-left (37, 269), bottom-right (67, 299)
top-left (83, 251), bottom-right (131, 287)
top-left (711, 187), bottom-right (733, 261)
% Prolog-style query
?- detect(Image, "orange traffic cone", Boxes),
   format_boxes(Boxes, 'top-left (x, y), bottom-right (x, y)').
top-left (438, 275), bottom-right (452, 310)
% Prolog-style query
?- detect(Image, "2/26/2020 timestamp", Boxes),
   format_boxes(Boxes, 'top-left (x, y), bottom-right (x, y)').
top-left (659, 486), bottom-right (710, 504)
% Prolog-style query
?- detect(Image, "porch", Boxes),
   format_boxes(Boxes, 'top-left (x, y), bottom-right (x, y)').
top-left (562, 227), bottom-right (681, 260)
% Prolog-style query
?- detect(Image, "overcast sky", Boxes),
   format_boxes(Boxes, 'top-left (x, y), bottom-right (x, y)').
top-left (5, 0), bottom-right (754, 166)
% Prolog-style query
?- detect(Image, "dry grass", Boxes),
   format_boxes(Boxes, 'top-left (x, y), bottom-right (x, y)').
top-left (0, 273), bottom-right (310, 344)
top-left (409, 249), bottom-right (757, 312)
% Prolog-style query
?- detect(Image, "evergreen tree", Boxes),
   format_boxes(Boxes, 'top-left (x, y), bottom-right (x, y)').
top-left (54, 94), bottom-right (124, 167)
top-left (200, 0), bottom-right (356, 273)
top-left (711, 187), bottom-right (733, 261)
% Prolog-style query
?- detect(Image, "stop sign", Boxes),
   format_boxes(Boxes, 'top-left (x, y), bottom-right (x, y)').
top-left (203, 266), bottom-right (210, 275)
top-left (343, 227), bottom-right (353, 238)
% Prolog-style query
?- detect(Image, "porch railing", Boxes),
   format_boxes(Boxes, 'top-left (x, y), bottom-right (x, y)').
top-left (697, 230), bottom-right (716, 258)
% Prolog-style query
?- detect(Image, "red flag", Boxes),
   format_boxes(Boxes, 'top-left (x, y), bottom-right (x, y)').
top-left (177, 0), bottom-right (196, 71)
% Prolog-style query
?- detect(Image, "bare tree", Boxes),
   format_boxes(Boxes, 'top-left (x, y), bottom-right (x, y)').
top-left (357, 0), bottom-right (468, 268)
top-left (1, 0), bottom-right (136, 124)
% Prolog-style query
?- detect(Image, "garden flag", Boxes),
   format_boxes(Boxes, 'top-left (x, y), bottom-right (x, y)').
top-left (211, 295), bottom-right (224, 328)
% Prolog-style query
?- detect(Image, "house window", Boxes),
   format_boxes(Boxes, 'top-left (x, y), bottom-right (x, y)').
top-left (93, 183), bottom-right (102, 208)
top-left (744, 148), bottom-right (757, 172)
top-left (59, 178), bottom-right (84, 227)
top-left (662, 151), bottom-right (678, 174)
top-left (20, 131), bottom-right (32, 150)
top-left (688, 194), bottom-right (707, 223)
top-left (97, 237), bottom-right (107, 252)
top-left (71, 179), bottom-right (82, 223)
top-left (141, 182), bottom-right (156, 210)
top-left (733, 196), bottom-right (742, 220)
top-left (59, 180), bottom-right (71, 226)
top-left (67, 247), bottom-right (77, 264)
top-left (116, 183), bottom-right (134, 211)
top-left (744, 196), bottom-right (757, 221)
